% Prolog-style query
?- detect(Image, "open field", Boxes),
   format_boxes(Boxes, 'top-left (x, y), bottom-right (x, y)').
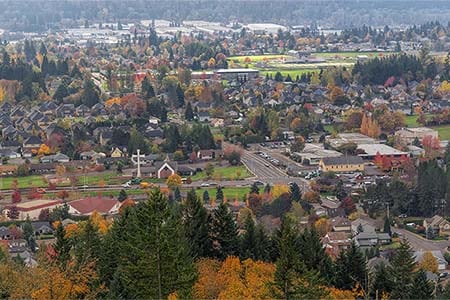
top-left (191, 165), bottom-right (253, 181)
top-left (228, 54), bottom-right (289, 63)
top-left (404, 114), bottom-right (450, 140)
top-left (262, 69), bottom-right (317, 78)
top-left (195, 186), bottom-right (250, 201)
top-left (434, 125), bottom-right (450, 140)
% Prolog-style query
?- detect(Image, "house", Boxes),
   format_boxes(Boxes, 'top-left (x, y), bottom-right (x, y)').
top-left (23, 135), bottom-right (42, 149)
top-left (414, 251), bottom-right (448, 271)
top-left (351, 218), bottom-right (377, 236)
top-left (68, 198), bottom-right (121, 216)
top-left (0, 149), bottom-right (20, 159)
top-left (320, 197), bottom-right (345, 217)
top-left (354, 232), bottom-right (379, 249)
top-left (111, 147), bottom-right (126, 158)
top-left (319, 156), bottom-right (364, 173)
top-left (197, 111), bottom-right (210, 122)
top-left (330, 217), bottom-right (352, 232)
top-left (197, 149), bottom-right (223, 160)
top-left (29, 221), bottom-right (54, 236)
top-left (29, 163), bottom-right (56, 174)
top-left (40, 153), bottom-right (70, 163)
top-left (322, 232), bottom-right (352, 258)
top-left (56, 104), bottom-right (75, 118)
top-left (4, 199), bottom-right (62, 220)
top-left (423, 215), bottom-right (450, 236)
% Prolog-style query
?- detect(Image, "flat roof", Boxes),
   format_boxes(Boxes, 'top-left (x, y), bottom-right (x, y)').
top-left (357, 143), bottom-right (408, 157)
top-left (16, 199), bottom-right (61, 211)
top-left (215, 68), bottom-right (259, 73)
top-left (404, 127), bottom-right (437, 133)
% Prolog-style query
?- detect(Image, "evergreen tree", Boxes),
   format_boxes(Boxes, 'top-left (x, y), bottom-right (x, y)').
top-left (53, 224), bottom-right (71, 270)
top-left (254, 224), bottom-right (273, 262)
top-left (181, 189), bottom-right (211, 258)
top-left (273, 217), bottom-right (327, 299)
top-left (105, 189), bottom-right (196, 299)
top-left (175, 83), bottom-right (185, 108)
top-left (299, 226), bottom-right (334, 282)
top-left (174, 187), bottom-right (181, 202)
top-left (81, 77), bottom-right (100, 107)
top-left (185, 102), bottom-right (194, 121)
top-left (369, 263), bottom-right (392, 299)
top-left (250, 182), bottom-right (260, 194)
top-left (383, 216), bottom-right (392, 236)
top-left (264, 183), bottom-right (271, 194)
top-left (240, 215), bottom-right (257, 260)
top-left (118, 189), bottom-right (128, 202)
top-left (203, 190), bottom-right (210, 203)
top-left (215, 186), bottom-right (224, 202)
top-left (289, 182), bottom-right (302, 202)
top-left (409, 269), bottom-right (434, 299)
top-left (128, 128), bottom-right (149, 155)
top-left (209, 202), bottom-right (239, 259)
top-left (53, 81), bottom-right (69, 103)
top-left (334, 242), bottom-right (367, 290)
top-left (334, 180), bottom-right (347, 200)
top-left (426, 225), bottom-right (435, 240)
top-left (274, 71), bottom-right (284, 82)
top-left (141, 76), bottom-right (155, 99)
top-left (389, 240), bottom-right (416, 299)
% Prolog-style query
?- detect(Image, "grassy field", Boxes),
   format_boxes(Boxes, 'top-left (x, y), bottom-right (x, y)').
top-left (434, 125), bottom-right (450, 140)
top-left (195, 186), bottom-right (250, 201)
top-left (404, 114), bottom-right (450, 140)
top-left (228, 54), bottom-right (289, 63)
top-left (262, 69), bottom-right (317, 78)
top-left (191, 165), bottom-right (253, 181)
top-left (0, 175), bottom-right (47, 189)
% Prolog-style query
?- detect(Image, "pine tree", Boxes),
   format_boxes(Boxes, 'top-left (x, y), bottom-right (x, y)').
top-left (299, 226), bottom-right (334, 282)
top-left (288, 182), bottom-right (302, 202)
top-left (185, 102), bottom-right (194, 121)
top-left (383, 216), bottom-right (392, 236)
top-left (254, 224), bottom-right (273, 262)
top-left (215, 186), bottom-right (224, 202)
top-left (250, 182), bottom-right (260, 194)
top-left (181, 189), bottom-right (211, 258)
top-left (334, 242), bottom-right (367, 290)
top-left (409, 269), bottom-right (434, 299)
top-left (118, 189), bottom-right (128, 202)
top-left (106, 189), bottom-right (196, 299)
top-left (203, 190), bottom-right (210, 203)
top-left (210, 202), bottom-right (239, 259)
top-left (141, 76), bottom-right (155, 99)
top-left (174, 187), bottom-right (181, 202)
top-left (53, 81), bottom-right (69, 103)
top-left (389, 240), bottom-right (416, 299)
top-left (240, 215), bottom-right (257, 260)
top-left (53, 223), bottom-right (71, 270)
top-left (81, 77), bottom-right (100, 107)
top-left (273, 217), bottom-right (327, 299)
top-left (369, 263), bottom-right (392, 299)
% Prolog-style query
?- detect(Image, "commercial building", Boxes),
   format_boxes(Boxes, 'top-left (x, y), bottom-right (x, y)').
top-left (356, 143), bottom-right (409, 160)
top-left (214, 69), bottom-right (259, 81)
top-left (395, 127), bottom-right (438, 144)
top-left (319, 156), bottom-right (364, 173)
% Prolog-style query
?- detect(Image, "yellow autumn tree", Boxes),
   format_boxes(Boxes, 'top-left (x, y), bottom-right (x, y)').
top-left (314, 218), bottom-right (331, 237)
top-left (105, 97), bottom-right (121, 107)
top-left (37, 143), bottom-right (51, 156)
top-left (419, 251), bottom-right (438, 273)
top-left (271, 184), bottom-right (289, 199)
top-left (440, 80), bottom-right (450, 93)
top-left (89, 211), bottom-right (110, 234)
top-left (327, 287), bottom-right (356, 300)
top-left (194, 257), bottom-right (275, 300)
top-left (166, 174), bottom-right (182, 190)
top-left (0, 86), bottom-right (6, 102)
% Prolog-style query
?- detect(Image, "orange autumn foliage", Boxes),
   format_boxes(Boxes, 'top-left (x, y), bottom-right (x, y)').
top-left (327, 287), bottom-right (355, 300)
top-left (194, 257), bottom-right (275, 300)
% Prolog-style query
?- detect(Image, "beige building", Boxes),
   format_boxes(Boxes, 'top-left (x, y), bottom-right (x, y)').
top-left (4, 199), bottom-right (62, 220)
top-left (319, 156), bottom-right (364, 173)
top-left (395, 127), bottom-right (438, 144)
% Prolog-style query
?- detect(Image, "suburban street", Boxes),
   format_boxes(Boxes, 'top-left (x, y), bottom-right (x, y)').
top-left (394, 227), bottom-right (450, 251)
top-left (241, 150), bottom-right (310, 191)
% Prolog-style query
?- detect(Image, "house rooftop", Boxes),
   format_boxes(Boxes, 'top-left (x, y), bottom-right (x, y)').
top-left (357, 144), bottom-right (409, 157)
top-left (321, 156), bottom-right (363, 166)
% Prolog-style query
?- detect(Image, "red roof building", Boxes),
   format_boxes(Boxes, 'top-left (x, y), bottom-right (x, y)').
top-left (68, 198), bottom-right (121, 216)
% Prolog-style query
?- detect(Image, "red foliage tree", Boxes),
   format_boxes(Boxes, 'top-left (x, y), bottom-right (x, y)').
top-left (7, 206), bottom-right (19, 220)
top-left (341, 197), bottom-right (356, 215)
top-left (57, 190), bottom-right (69, 200)
top-left (11, 190), bottom-right (21, 203)
top-left (38, 208), bottom-right (50, 221)
top-left (27, 187), bottom-right (42, 200)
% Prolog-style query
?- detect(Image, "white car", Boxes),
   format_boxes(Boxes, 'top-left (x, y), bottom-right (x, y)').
top-left (200, 183), bottom-right (210, 187)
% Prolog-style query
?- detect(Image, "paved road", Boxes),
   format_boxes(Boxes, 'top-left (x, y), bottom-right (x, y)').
top-left (241, 150), bottom-right (310, 191)
top-left (394, 227), bottom-right (450, 251)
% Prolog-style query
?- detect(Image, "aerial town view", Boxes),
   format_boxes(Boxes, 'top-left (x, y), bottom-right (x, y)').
top-left (1, 0), bottom-right (450, 298)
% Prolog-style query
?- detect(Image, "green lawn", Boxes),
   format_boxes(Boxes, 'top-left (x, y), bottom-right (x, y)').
top-left (0, 175), bottom-right (47, 189)
top-left (191, 165), bottom-right (253, 181)
top-left (195, 186), bottom-right (250, 202)
top-left (434, 125), bottom-right (450, 140)
top-left (262, 69), bottom-right (317, 78)
top-left (404, 114), bottom-right (450, 140)
top-left (228, 54), bottom-right (289, 63)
